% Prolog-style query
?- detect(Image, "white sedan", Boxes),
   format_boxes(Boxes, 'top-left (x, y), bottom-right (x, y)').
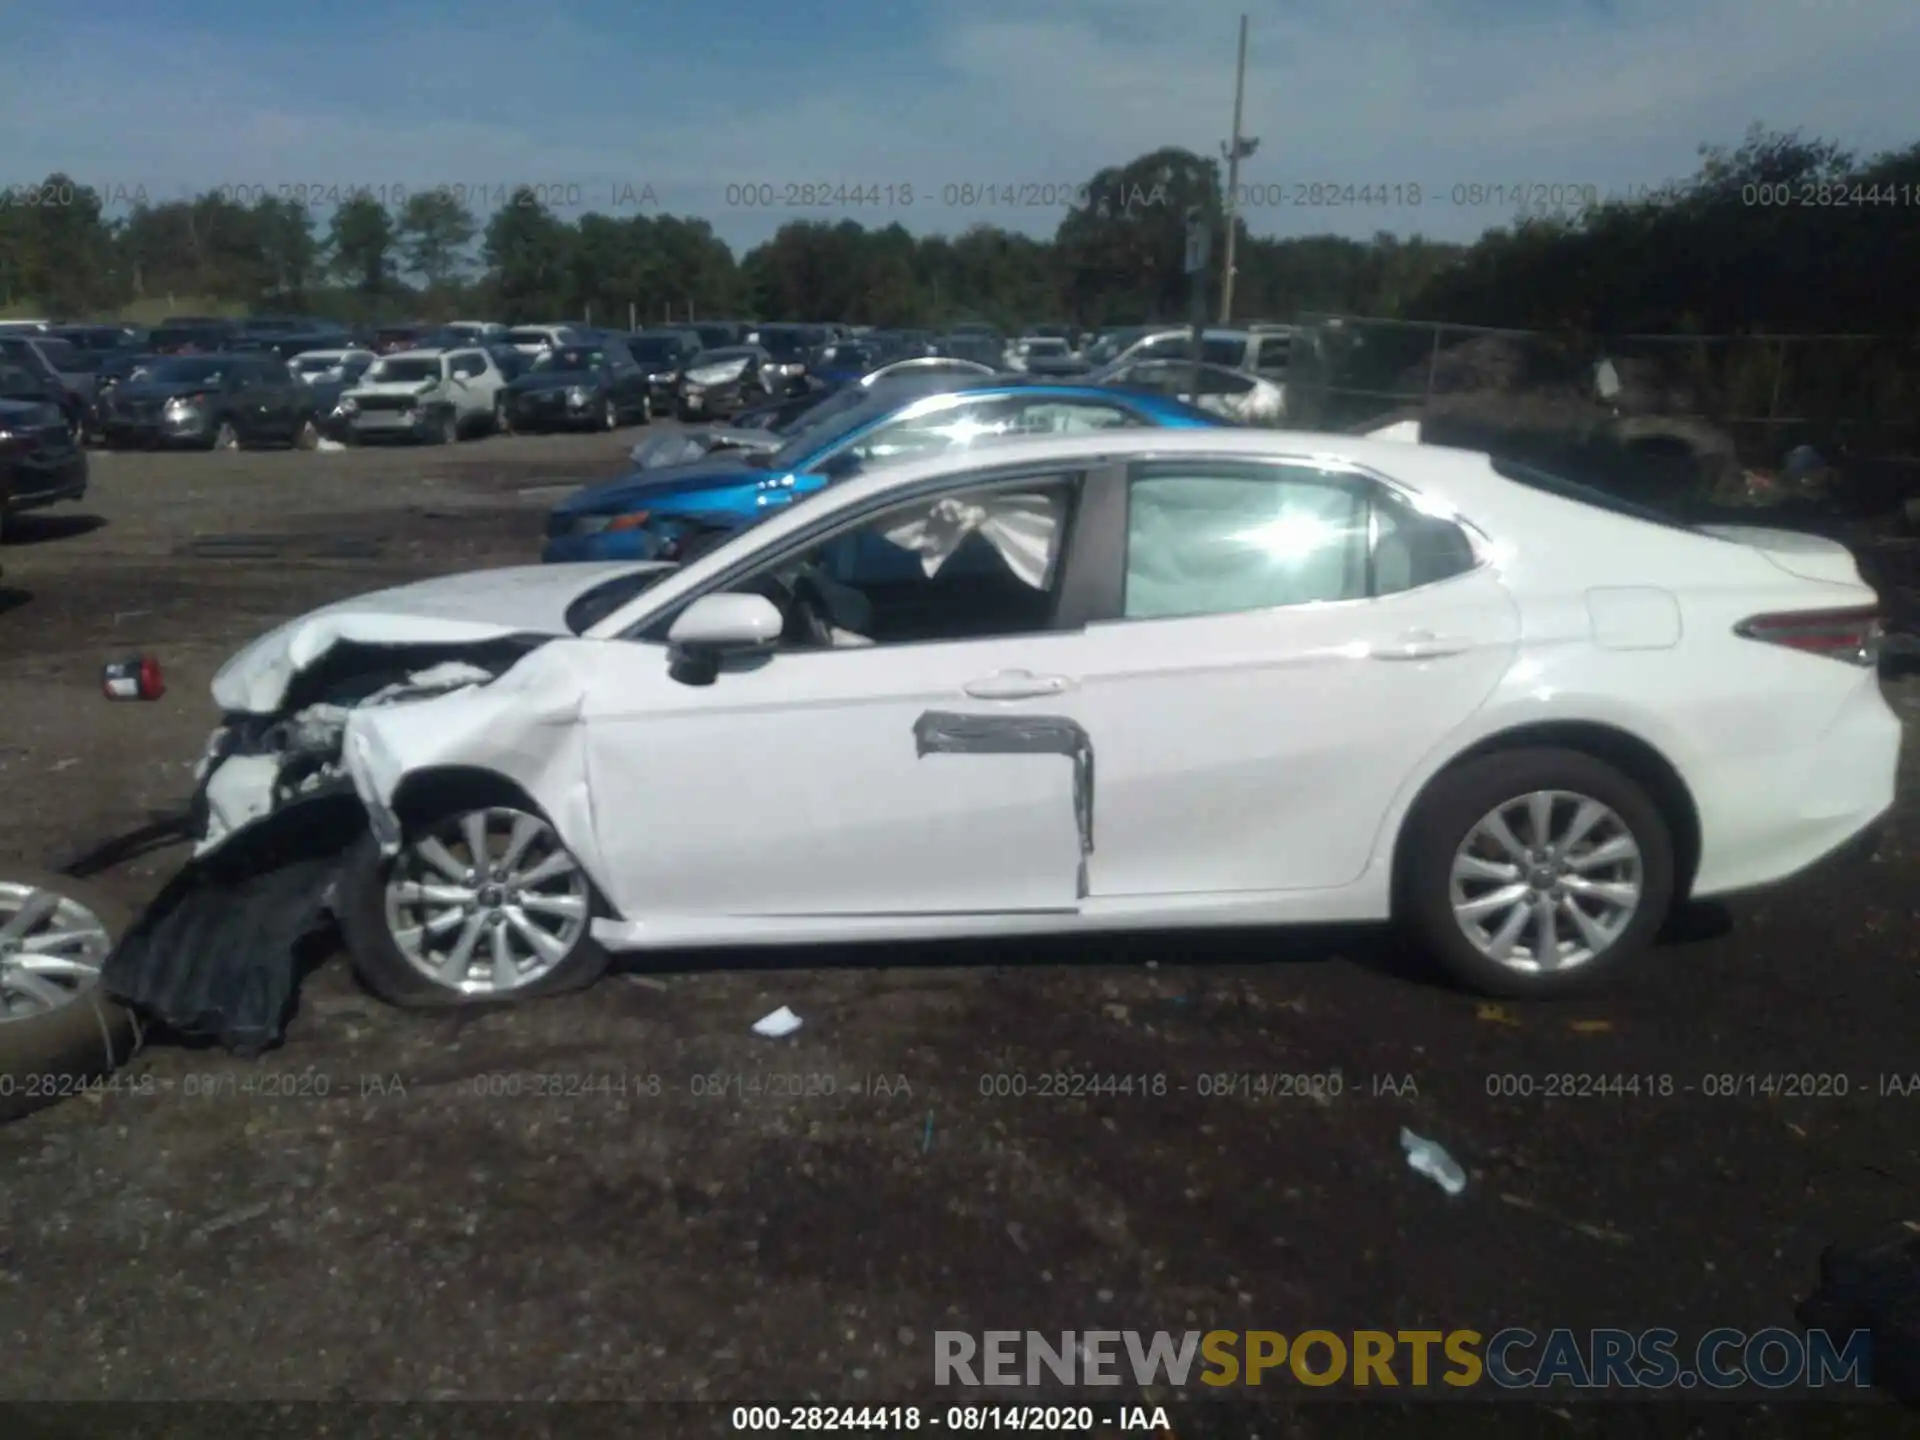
top-left (150, 428), bottom-right (1899, 1015)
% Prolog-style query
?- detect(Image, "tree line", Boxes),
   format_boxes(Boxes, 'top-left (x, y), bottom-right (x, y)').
top-left (1, 130), bottom-right (1915, 344)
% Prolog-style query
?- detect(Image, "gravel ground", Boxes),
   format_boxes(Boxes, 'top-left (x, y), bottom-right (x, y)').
top-left (0, 433), bottom-right (1916, 1432)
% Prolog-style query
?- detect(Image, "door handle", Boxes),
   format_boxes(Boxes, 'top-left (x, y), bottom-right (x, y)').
top-left (1374, 631), bottom-right (1472, 661)
top-left (962, 670), bottom-right (1072, 699)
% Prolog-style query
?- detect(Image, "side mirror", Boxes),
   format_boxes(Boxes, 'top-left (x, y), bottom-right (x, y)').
top-left (665, 592), bottom-right (783, 686)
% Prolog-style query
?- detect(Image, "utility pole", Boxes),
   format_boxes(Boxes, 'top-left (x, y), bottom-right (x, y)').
top-left (1218, 14), bottom-right (1258, 324)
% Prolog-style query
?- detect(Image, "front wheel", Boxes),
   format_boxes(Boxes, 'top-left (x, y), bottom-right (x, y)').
top-left (336, 805), bottom-right (609, 1009)
top-left (1397, 748), bottom-right (1674, 998)
top-left (600, 397), bottom-right (619, 432)
top-left (433, 410), bottom-right (458, 445)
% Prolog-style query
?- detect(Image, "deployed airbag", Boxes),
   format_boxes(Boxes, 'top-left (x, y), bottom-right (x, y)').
top-left (881, 490), bottom-right (1064, 587)
top-left (913, 710), bottom-right (1094, 897)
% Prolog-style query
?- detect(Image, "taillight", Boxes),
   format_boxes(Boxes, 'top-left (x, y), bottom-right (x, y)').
top-left (1735, 606), bottom-right (1882, 666)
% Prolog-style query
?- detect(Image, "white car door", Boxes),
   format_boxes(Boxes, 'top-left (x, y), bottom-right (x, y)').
top-left (1055, 456), bottom-right (1521, 897)
top-left (580, 468), bottom-right (1094, 920)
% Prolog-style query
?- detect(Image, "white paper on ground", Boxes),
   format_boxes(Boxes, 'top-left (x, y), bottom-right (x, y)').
top-left (751, 1005), bottom-right (803, 1038)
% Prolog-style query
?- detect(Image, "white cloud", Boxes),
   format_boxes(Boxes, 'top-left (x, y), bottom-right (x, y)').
top-left (2, 0), bottom-right (1914, 251)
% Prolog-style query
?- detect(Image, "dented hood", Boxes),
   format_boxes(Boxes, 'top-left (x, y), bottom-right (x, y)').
top-left (211, 561), bottom-right (672, 714)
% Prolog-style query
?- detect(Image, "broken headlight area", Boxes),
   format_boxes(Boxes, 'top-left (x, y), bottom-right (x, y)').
top-left (106, 643), bottom-right (543, 1056)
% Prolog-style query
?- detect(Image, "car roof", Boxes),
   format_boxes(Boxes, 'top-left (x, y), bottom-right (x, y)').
top-left (378, 348), bottom-right (449, 360)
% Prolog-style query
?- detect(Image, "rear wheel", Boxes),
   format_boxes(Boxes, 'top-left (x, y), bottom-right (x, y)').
top-left (337, 805), bottom-right (609, 1009)
top-left (0, 869), bottom-right (139, 1124)
top-left (1398, 748), bottom-right (1674, 998)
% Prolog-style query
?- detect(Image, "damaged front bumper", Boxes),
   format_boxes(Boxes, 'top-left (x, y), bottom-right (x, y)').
top-left (104, 656), bottom-right (530, 1054)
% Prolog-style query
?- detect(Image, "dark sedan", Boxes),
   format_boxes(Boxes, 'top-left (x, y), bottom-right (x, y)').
top-left (97, 354), bottom-right (317, 450)
top-left (0, 363), bottom-right (86, 536)
top-left (674, 345), bottom-right (774, 420)
top-left (503, 338), bottom-right (654, 432)
top-left (625, 329), bottom-right (702, 413)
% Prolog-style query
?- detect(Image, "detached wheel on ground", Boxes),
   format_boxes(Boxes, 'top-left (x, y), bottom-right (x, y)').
top-left (0, 868), bottom-right (139, 1124)
top-left (1397, 747), bottom-right (1674, 998)
top-left (336, 804), bottom-right (609, 1009)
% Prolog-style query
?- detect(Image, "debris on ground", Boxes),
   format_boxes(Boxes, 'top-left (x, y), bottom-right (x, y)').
top-left (1400, 1127), bottom-right (1468, 1195)
top-left (1476, 1002), bottom-right (1523, 1026)
top-left (751, 1005), bottom-right (803, 1038)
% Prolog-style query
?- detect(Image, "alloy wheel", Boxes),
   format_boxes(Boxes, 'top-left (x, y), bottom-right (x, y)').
top-left (0, 881), bottom-right (113, 1022)
top-left (1447, 789), bottom-right (1643, 974)
top-left (383, 808), bottom-right (591, 996)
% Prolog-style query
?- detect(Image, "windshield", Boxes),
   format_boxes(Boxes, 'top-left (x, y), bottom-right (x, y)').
top-left (564, 568), bottom-right (675, 633)
top-left (689, 348), bottom-right (754, 370)
top-left (0, 363), bottom-right (48, 397)
top-left (507, 329), bottom-right (555, 347)
top-left (533, 346), bottom-right (604, 372)
top-left (758, 331), bottom-right (807, 359)
top-left (368, 358), bottom-right (441, 383)
top-left (1024, 339), bottom-right (1069, 356)
top-left (767, 391), bottom-right (911, 470)
top-left (627, 338), bottom-right (679, 365)
top-left (136, 358), bottom-right (228, 384)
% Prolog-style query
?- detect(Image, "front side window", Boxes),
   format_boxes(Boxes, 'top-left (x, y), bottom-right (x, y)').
top-left (1123, 461), bottom-right (1370, 620)
top-left (450, 354), bottom-right (487, 378)
top-left (715, 476), bottom-right (1079, 649)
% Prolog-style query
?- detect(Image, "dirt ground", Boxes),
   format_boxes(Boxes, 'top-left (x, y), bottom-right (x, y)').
top-left (1, 432), bottom-right (1918, 1429)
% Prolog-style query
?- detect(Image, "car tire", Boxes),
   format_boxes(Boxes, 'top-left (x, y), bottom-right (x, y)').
top-left (210, 420), bottom-right (239, 451)
top-left (600, 397), bottom-right (619, 432)
top-left (437, 410), bottom-right (460, 445)
top-left (335, 806), bottom-right (610, 1011)
top-left (638, 393), bottom-right (652, 424)
top-left (494, 395), bottom-right (513, 436)
top-left (1397, 747), bottom-right (1674, 998)
top-left (0, 868), bottom-right (140, 1125)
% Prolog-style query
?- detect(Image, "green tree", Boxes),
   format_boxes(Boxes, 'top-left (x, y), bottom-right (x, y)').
top-left (481, 188), bottom-right (572, 322)
top-left (328, 194), bottom-right (398, 295)
top-left (397, 190), bottom-right (477, 287)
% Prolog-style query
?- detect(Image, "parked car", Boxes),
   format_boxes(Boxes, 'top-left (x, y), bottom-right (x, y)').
top-left (625, 329), bottom-right (703, 414)
top-left (86, 350), bottom-right (160, 438)
top-left (0, 362), bottom-right (87, 537)
top-left (502, 337), bottom-right (654, 433)
top-left (1102, 326), bottom-right (1291, 380)
top-left (146, 321), bottom-right (238, 355)
top-left (810, 341), bottom-right (885, 389)
top-left (690, 321), bottom-right (751, 349)
top-left (336, 348), bottom-right (508, 444)
top-left (368, 324), bottom-right (432, 356)
top-left (96, 353), bottom-right (319, 450)
top-left (0, 335), bottom-right (94, 435)
top-left (505, 325), bottom-right (582, 356)
top-left (674, 346), bottom-right (776, 420)
top-left (1008, 336), bottom-right (1090, 377)
top-left (433, 321), bottom-right (510, 347)
top-left (128, 425), bottom-right (1902, 1030)
top-left (0, 319), bottom-right (53, 335)
top-left (545, 380), bottom-right (1222, 563)
top-left (1099, 358), bottom-right (1285, 424)
top-left (47, 324), bottom-right (142, 356)
top-left (289, 349), bottom-right (377, 438)
top-left (744, 325), bottom-right (827, 394)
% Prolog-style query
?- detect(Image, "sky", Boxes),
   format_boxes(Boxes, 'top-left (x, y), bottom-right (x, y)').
top-left (4, 0), bottom-right (1917, 258)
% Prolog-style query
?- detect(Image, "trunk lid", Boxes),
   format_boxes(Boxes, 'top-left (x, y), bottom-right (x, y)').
top-left (1698, 524), bottom-right (1874, 593)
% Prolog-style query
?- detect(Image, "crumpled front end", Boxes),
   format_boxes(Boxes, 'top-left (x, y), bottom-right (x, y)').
top-left (104, 639), bottom-right (557, 1054)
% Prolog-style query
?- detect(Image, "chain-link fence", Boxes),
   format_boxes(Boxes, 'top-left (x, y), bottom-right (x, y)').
top-left (1286, 313), bottom-right (1920, 470)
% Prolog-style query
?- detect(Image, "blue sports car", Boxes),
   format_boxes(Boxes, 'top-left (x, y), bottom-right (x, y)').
top-left (542, 379), bottom-right (1224, 564)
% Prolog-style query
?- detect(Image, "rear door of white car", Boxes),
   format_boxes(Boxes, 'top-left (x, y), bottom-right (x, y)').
top-left (1056, 454), bottom-right (1523, 896)
top-left (577, 463), bottom-right (1107, 920)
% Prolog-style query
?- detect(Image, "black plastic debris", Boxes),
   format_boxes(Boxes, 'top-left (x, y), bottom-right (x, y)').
top-left (1797, 1226), bottom-right (1920, 1404)
top-left (102, 800), bottom-right (366, 1055)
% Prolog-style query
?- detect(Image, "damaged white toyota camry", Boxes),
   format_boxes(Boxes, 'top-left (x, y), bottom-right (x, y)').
top-left (105, 428), bottom-right (1900, 1050)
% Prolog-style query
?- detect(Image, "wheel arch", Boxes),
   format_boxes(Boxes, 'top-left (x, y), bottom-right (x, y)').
top-left (384, 764), bottom-right (620, 911)
top-left (1389, 720), bottom-right (1702, 907)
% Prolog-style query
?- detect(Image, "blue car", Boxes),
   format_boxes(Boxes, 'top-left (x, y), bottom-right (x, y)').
top-left (542, 380), bottom-right (1224, 564)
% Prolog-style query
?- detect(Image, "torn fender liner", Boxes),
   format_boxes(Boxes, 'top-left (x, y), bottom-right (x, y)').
top-left (912, 710), bottom-right (1094, 898)
top-left (103, 798), bottom-right (363, 1055)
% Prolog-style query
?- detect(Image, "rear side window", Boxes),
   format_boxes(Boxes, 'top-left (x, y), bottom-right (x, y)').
top-left (1123, 461), bottom-right (1370, 619)
top-left (1370, 491), bottom-right (1478, 594)
top-left (1490, 456), bottom-right (1701, 534)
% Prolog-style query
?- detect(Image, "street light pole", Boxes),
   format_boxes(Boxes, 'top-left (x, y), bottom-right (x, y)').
top-left (1219, 14), bottom-right (1256, 324)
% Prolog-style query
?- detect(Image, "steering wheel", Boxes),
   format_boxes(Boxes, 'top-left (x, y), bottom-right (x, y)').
top-left (787, 572), bottom-right (838, 648)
